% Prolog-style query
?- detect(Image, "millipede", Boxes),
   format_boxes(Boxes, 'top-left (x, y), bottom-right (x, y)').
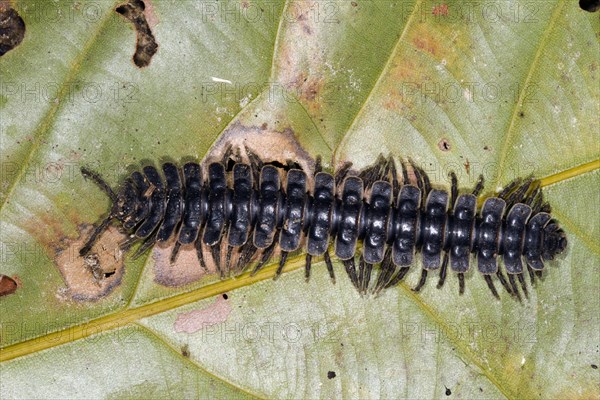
top-left (79, 146), bottom-right (567, 301)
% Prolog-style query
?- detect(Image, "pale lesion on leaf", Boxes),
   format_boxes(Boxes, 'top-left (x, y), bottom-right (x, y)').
top-left (55, 225), bottom-right (126, 301)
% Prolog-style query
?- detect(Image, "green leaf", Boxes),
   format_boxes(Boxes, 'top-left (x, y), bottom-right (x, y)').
top-left (1, 1), bottom-right (599, 399)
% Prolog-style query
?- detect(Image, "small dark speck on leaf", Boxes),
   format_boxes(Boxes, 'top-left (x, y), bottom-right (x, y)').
top-left (445, 386), bottom-right (451, 396)
top-left (438, 138), bottom-right (451, 152)
top-left (580, 0), bottom-right (600, 12)
top-left (592, 364), bottom-right (598, 369)
top-left (484, 145), bottom-right (490, 151)
top-left (327, 371), bottom-right (336, 379)
top-left (222, 293), bottom-right (228, 300)
top-left (181, 344), bottom-right (190, 358)
top-left (518, 111), bottom-right (525, 118)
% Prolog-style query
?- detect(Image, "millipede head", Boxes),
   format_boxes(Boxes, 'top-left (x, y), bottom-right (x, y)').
top-left (542, 221), bottom-right (568, 261)
top-left (113, 180), bottom-right (139, 223)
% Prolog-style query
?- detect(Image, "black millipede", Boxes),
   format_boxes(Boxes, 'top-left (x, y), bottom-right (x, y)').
top-left (79, 147), bottom-right (567, 300)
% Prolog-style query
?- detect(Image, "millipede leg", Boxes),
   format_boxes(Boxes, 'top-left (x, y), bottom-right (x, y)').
top-left (531, 194), bottom-right (543, 214)
top-left (358, 255), bottom-right (366, 293)
top-left (508, 274), bottom-right (522, 302)
top-left (472, 174), bottom-right (485, 197)
top-left (540, 202), bottom-right (552, 213)
top-left (458, 273), bottom-right (465, 295)
top-left (506, 178), bottom-right (534, 207)
top-left (80, 215), bottom-right (114, 256)
top-left (343, 258), bottom-right (358, 288)
top-left (362, 262), bottom-right (373, 294)
top-left (314, 155), bottom-right (322, 174)
top-left (449, 172), bottom-right (458, 208)
top-left (334, 161), bottom-right (353, 187)
top-left (225, 245), bottom-right (234, 277)
top-left (498, 178), bottom-right (522, 199)
top-left (196, 240), bottom-right (208, 272)
top-left (420, 167), bottom-right (431, 196)
top-left (286, 159), bottom-right (302, 170)
top-left (410, 161), bottom-right (424, 200)
top-left (132, 234), bottom-right (157, 259)
top-left (236, 241), bottom-right (256, 273)
top-left (211, 245), bottom-right (223, 279)
top-left (384, 267), bottom-right (410, 289)
top-left (246, 147), bottom-right (263, 184)
top-left (524, 182), bottom-right (541, 205)
top-left (496, 270), bottom-right (513, 295)
top-left (324, 251), bottom-right (336, 284)
top-left (409, 159), bottom-right (429, 208)
top-left (483, 274), bottom-right (500, 299)
top-left (373, 249), bottom-right (394, 294)
top-left (413, 269), bottom-right (428, 292)
top-left (305, 254), bottom-right (312, 281)
top-left (273, 251), bottom-right (288, 280)
top-left (220, 144), bottom-right (234, 166)
top-left (400, 159), bottom-right (409, 185)
top-left (170, 241), bottom-right (181, 263)
top-left (517, 273), bottom-right (529, 299)
top-left (80, 167), bottom-right (118, 202)
top-left (119, 234), bottom-right (139, 252)
top-left (527, 264), bottom-right (536, 285)
top-left (250, 242), bottom-right (276, 276)
top-left (388, 156), bottom-right (399, 200)
top-left (359, 155), bottom-right (385, 189)
top-left (535, 270), bottom-right (543, 278)
top-left (436, 253), bottom-right (449, 289)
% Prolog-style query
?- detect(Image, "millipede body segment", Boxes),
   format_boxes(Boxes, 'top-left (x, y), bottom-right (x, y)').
top-left (80, 148), bottom-right (567, 300)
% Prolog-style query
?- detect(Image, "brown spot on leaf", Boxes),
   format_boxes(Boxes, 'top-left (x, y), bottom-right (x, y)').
top-left (174, 296), bottom-right (232, 334)
top-left (413, 36), bottom-right (438, 56)
top-left (0, 274), bottom-right (18, 297)
top-left (432, 4), bottom-right (449, 16)
top-left (0, 1), bottom-right (25, 56)
top-left (181, 344), bottom-right (190, 358)
top-left (275, 1), bottom-right (331, 114)
top-left (406, 22), bottom-right (457, 65)
top-left (438, 138), bottom-right (451, 152)
top-left (116, 0), bottom-right (158, 68)
top-left (55, 225), bottom-right (126, 301)
top-left (464, 159), bottom-right (470, 175)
